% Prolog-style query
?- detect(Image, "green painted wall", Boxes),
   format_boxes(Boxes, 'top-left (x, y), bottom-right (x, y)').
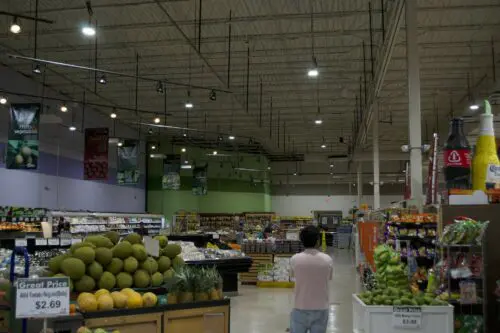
top-left (147, 145), bottom-right (272, 219)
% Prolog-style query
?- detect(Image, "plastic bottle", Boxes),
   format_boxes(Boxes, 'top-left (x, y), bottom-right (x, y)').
top-left (472, 100), bottom-right (500, 191)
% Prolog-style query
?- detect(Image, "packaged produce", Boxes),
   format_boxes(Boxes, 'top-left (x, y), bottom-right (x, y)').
top-left (440, 217), bottom-right (488, 245)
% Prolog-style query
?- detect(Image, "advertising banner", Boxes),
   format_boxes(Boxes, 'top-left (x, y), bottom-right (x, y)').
top-left (162, 154), bottom-right (181, 190)
top-left (117, 140), bottom-right (140, 185)
top-left (7, 103), bottom-right (40, 169)
top-left (193, 164), bottom-right (208, 196)
top-left (84, 128), bottom-right (109, 180)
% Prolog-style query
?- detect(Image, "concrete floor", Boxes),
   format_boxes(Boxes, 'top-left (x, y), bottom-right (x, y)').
top-left (231, 250), bottom-right (358, 333)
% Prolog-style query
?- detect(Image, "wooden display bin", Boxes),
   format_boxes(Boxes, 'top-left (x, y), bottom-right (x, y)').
top-left (82, 300), bottom-right (230, 333)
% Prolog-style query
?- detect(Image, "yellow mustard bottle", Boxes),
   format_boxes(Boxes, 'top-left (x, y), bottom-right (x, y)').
top-left (472, 100), bottom-right (500, 191)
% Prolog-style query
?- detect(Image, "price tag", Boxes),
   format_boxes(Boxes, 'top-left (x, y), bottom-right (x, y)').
top-left (48, 238), bottom-right (60, 246)
top-left (15, 239), bottom-right (27, 247)
top-left (143, 236), bottom-right (160, 257)
top-left (392, 306), bottom-right (422, 329)
top-left (460, 281), bottom-right (477, 304)
top-left (15, 277), bottom-right (70, 318)
top-left (212, 233), bottom-right (220, 240)
top-left (71, 238), bottom-right (82, 245)
top-left (35, 238), bottom-right (47, 246)
top-left (60, 239), bottom-right (71, 246)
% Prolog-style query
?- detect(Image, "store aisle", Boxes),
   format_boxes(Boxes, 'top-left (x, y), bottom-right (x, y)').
top-left (231, 249), bottom-right (358, 333)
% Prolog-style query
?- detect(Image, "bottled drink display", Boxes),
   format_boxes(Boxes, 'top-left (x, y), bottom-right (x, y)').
top-left (443, 118), bottom-right (471, 189)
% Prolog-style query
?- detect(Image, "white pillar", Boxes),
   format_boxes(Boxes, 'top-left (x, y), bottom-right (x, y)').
top-left (406, 0), bottom-right (423, 209)
top-left (373, 103), bottom-right (381, 209)
top-left (357, 163), bottom-right (363, 207)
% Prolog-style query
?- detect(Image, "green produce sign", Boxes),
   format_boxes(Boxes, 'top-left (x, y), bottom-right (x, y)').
top-left (193, 164), bottom-right (208, 196)
top-left (162, 154), bottom-right (181, 190)
top-left (6, 103), bottom-right (40, 169)
top-left (117, 140), bottom-right (140, 185)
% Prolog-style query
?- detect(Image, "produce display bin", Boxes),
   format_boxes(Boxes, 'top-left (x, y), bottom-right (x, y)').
top-left (352, 295), bottom-right (454, 333)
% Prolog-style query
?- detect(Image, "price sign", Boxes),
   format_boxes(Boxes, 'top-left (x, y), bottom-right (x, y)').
top-left (15, 277), bottom-right (70, 318)
top-left (35, 238), bottom-right (47, 246)
top-left (60, 239), bottom-right (71, 246)
top-left (15, 239), bottom-right (27, 247)
top-left (392, 306), bottom-right (422, 329)
top-left (48, 239), bottom-right (60, 246)
top-left (71, 238), bottom-right (82, 245)
top-left (143, 236), bottom-right (159, 257)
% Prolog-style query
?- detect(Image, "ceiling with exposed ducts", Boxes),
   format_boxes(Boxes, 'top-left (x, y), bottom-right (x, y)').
top-left (0, 0), bottom-right (499, 185)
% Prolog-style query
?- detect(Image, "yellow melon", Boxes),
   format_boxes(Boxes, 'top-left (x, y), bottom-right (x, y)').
top-left (121, 288), bottom-right (136, 296)
top-left (94, 289), bottom-right (110, 298)
top-left (78, 294), bottom-right (98, 312)
top-left (110, 291), bottom-right (128, 309)
top-left (77, 292), bottom-right (93, 304)
top-left (142, 292), bottom-right (157, 307)
top-left (126, 292), bottom-right (143, 309)
top-left (97, 294), bottom-right (114, 311)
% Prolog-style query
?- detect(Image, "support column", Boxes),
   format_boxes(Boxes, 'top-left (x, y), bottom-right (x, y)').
top-left (357, 163), bottom-right (363, 207)
top-left (373, 102), bottom-right (381, 209)
top-left (406, 0), bottom-right (423, 209)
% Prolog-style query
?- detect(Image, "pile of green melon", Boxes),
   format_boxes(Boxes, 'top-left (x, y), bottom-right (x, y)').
top-left (47, 232), bottom-right (185, 293)
top-left (373, 244), bottom-right (407, 289)
top-left (358, 287), bottom-right (448, 306)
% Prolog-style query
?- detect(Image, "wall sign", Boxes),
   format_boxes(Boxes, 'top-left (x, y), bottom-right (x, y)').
top-left (15, 277), bottom-right (70, 318)
top-left (392, 306), bottom-right (422, 329)
top-left (84, 128), bottom-right (109, 180)
top-left (7, 103), bottom-right (40, 170)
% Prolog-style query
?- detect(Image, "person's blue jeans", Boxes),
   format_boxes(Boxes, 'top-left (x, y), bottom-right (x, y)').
top-left (290, 308), bottom-right (329, 333)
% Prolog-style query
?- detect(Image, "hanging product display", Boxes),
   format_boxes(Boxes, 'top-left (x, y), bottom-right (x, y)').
top-left (117, 140), bottom-right (140, 185)
top-left (472, 100), bottom-right (500, 191)
top-left (6, 103), bottom-right (40, 170)
top-left (162, 154), bottom-right (181, 190)
top-left (443, 118), bottom-right (471, 189)
top-left (84, 128), bottom-right (109, 180)
top-left (192, 165), bottom-right (208, 196)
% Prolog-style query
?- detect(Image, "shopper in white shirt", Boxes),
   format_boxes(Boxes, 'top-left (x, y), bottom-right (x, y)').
top-left (290, 226), bottom-right (334, 333)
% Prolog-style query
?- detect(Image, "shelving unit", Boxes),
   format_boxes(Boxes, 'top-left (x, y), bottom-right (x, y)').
top-left (50, 211), bottom-right (165, 237)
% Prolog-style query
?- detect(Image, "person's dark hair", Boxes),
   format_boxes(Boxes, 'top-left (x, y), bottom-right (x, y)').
top-left (300, 226), bottom-right (320, 248)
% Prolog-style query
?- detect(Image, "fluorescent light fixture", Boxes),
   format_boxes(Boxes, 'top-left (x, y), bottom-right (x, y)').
top-left (82, 25), bottom-right (96, 36)
top-left (181, 148), bottom-right (186, 153)
top-left (110, 112), bottom-right (117, 118)
top-left (181, 164), bottom-right (192, 169)
top-left (0, 97), bottom-right (7, 105)
top-left (10, 18), bottom-right (21, 34)
top-left (154, 117), bottom-right (161, 124)
top-left (69, 126), bottom-right (77, 131)
top-left (213, 151), bottom-right (218, 155)
top-left (117, 142), bottom-right (123, 147)
top-left (185, 102), bottom-right (194, 109)
top-left (60, 104), bottom-right (68, 112)
top-left (229, 135), bottom-right (235, 140)
top-left (308, 68), bottom-right (319, 77)
top-left (469, 104), bottom-right (479, 110)
top-left (314, 119), bottom-right (323, 125)
top-left (321, 144), bottom-right (327, 149)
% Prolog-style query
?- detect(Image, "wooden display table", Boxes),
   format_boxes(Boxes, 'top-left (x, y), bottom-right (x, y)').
top-left (83, 300), bottom-right (230, 333)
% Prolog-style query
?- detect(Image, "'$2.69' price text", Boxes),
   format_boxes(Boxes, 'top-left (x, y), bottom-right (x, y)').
top-left (35, 300), bottom-right (61, 310)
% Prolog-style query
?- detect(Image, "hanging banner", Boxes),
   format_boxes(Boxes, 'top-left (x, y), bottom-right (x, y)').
top-left (84, 128), bottom-right (109, 180)
top-left (193, 164), bottom-right (208, 196)
top-left (117, 140), bottom-right (140, 185)
top-left (162, 154), bottom-right (181, 190)
top-left (7, 103), bottom-right (40, 169)
top-left (425, 134), bottom-right (439, 205)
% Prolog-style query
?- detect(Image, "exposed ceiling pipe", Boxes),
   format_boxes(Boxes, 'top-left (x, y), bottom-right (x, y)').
top-left (0, 11), bottom-right (54, 24)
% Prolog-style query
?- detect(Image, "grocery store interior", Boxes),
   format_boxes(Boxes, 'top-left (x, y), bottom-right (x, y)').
top-left (0, 0), bottom-right (499, 333)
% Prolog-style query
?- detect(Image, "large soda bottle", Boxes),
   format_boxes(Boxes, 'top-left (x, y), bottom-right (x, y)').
top-left (443, 118), bottom-right (471, 189)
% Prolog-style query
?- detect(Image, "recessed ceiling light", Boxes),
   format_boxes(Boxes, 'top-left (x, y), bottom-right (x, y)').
top-left (69, 126), bottom-right (77, 131)
top-left (314, 119), bottom-right (322, 125)
top-left (469, 104), bottom-right (479, 110)
top-left (308, 68), bottom-right (319, 77)
top-left (154, 117), bottom-right (161, 124)
top-left (213, 151), bottom-right (218, 155)
top-left (0, 97), bottom-right (7, 105)
top-left (10, 18), bottom-right (21, 34)
top-left (181, 148), bottom-right (186, 153)
top-left (228, 135), bottom-right (235, 140)
top-left (110, 112), bottom-right (117, 118)
top-left (60, 104), bottom-right (68, 112)
top-left (185, 102), bottom-right (194, 109)
top-left (82, 25), bottom-right (96, 37)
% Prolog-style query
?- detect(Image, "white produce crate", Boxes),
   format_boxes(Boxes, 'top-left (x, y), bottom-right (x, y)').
top-left (352, 294), bottom-right (454, 333)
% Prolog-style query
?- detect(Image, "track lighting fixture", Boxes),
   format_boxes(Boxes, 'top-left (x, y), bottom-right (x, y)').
top-left (10, 17), bottom-right (21, 34)
top-left (209, 89), bottom-right (217, 101)
top-left (156, 81), bottom-right (164, 94)
top-left (185, 90), bottom-right (193, 108)
top-left (0, 97), bottom-right (7, 105)
top-left (60, 104), bottom-right (68, 112)
top-left (97, 73), bottom-right (107, 84)
top-left (307, 57), bottom-right (319, 77)
top-left (32, 63), bottom-right (42, 74)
